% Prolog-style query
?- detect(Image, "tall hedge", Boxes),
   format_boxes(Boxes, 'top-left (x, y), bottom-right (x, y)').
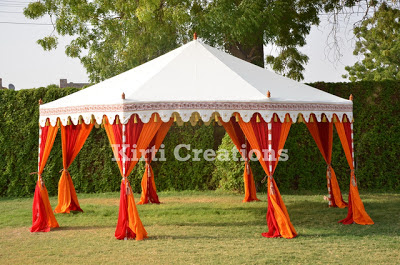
top-left (0, 81), bottom-right (399, 197)
top-left (213, 81), bottom-right (400, 193)
top-left (0, 85), bottom-right (215, 197)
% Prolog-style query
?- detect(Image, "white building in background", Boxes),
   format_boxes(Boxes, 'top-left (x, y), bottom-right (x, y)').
top-left (59, 79), bottom-right (89, 89)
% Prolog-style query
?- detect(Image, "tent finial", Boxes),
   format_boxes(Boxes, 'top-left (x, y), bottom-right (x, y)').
top-left (193, 32), bottom-right (197, 40)
top-left (122, 92), bottom-right (125, 100)
top-left (349, 94), bottom-right (353, 101)
top-left (38, 99), bottom-right (43, 105)
top-left (267, 91), bottom-right (271, 98)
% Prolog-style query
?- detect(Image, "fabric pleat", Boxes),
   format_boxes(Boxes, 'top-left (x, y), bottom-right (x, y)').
top-left (221, 116), bottom-right (259, 202)
top-left (31, 124), bottom-right (59, 232)
top-left (335, 118), bottom-right (373, 225)
top-left (238, 114), bottom-right (297, 239)
top-left (55, 123), bottom-right (93, 213)
top-left (138, 118), bottom-right (173, 204)
top-left (305, 116), bottom-right (347, 208)
top-left (104, 114), bottom-right (162, 240)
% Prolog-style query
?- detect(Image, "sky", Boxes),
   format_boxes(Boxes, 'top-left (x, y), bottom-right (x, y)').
top-left (0, 2), bottom-right (363, 90)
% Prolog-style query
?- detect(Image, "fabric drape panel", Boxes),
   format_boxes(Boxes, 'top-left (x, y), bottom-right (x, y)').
top-left (238, 114), bottom-right (297, 239)
top-left (335, 118), bottom-right (374, 225)
top-left (305, 117), bottom-right (347, 208)
top-left (104, 114), bottom-right (162, 240)
top-left (54, 123), bottom-right (93, 214)
top-left (221, 116), bottom-right (259, 202)
top-left (138, 118), bottom-right (173, 204)
top-left (31, 124), bottom-right (59, 232)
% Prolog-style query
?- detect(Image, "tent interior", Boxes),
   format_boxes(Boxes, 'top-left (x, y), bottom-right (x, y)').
top-left (31, 39), bottom-right (373, 240)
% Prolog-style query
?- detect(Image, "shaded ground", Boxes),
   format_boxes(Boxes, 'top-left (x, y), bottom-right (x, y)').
top-left (0, 191), bottom-right (399, 264)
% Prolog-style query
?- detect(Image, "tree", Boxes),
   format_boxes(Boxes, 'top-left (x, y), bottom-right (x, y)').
top-left (24, 0), bottom-right (366, 82)
top-left (193, 0), bottom-right (325, 80)
top-left (24, 0), bottom-right (192, 83)
top-left (344, 2), bottom-right (400, 81)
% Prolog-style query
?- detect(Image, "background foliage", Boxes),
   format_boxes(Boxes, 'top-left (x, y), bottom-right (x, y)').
top-left (0, 81), bottom-right (399, 197)
top-left (344, 2), bottom-right (400, 82)
top-left (215, 81), bottom-right (400, 193)
top-left (24, 0), bottom-right (368, 81)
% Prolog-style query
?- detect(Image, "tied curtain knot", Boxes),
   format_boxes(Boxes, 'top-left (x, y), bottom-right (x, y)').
top-left (261, 174), bottom-right (274, 185)
top-left (245, 161), bottom-right (250, 175)
top-left (29, 172), bottom-right (43, 186)
top-left (327, 164), bottom-right (332, 180)
top-left (59, 168), bottom-right (69, 173)
top-left (146, 163), bottom-right (152, 178)
top-left (261, 175), bottom-right (268, 184)
top-left (268, 175), bottom-right (276, 196)
top-left (126, 182), bottom-right (132, 195)
top-left (351, 170), bottom-right (357, 187)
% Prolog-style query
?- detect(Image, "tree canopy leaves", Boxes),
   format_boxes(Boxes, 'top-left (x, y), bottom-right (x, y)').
top-left (24, 0), bottom-right (375, 82)
top-left (344, 2), bottom-right (400, 82)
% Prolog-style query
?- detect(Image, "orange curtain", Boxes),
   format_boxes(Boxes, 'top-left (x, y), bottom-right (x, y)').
top-left (104, 114), bottom-right (162, 240)
top-left (31, 123), bottom-right (59, 232)
top-left (334, 117), bottom-right (374, 225)
top-left (305, 115), bottom-right (347, 208)
top-left (238, 114), bottom-right (297, 239)
top-left (221, 116), bottom-right (259, 202)
top-left (138, 118), bottom-right (173, 204)
top-left (54, 122), bottom-right (93, 213)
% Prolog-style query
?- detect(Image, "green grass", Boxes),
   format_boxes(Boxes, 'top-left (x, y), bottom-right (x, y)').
top-left (0, 191), bottom-right (399, 264)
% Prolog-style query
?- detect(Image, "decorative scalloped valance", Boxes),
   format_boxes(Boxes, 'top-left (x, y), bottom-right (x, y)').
top-left (39, 101), bottom-right (352, 126)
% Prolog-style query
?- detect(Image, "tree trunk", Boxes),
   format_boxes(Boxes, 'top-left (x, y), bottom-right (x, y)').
top-left (226, 39), bottom-right (264, 68)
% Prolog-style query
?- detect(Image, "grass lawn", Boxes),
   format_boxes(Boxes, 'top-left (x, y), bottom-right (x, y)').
top-left (0, 191), bottom-right (399, 264)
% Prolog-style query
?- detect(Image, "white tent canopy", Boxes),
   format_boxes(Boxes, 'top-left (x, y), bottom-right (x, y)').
top-left (40, 39), bottom-right (352, 126)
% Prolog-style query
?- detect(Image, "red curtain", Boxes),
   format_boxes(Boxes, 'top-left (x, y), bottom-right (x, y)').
top-left (221, 116), bottom-right (259, 202)
top-left (31, 123), bottom-right (59, 232)
top-left (104, 114), bottom-right (162, 240)
top-left (305, 115), bottom-right (347, 208)
top-left (54, 122), bottom-right (93, 213)
top-left (238, 114), bottom-right (297, 239)
top-left (335, 117), bottom-right (374, 225)
top-left (138, 118), bottom-right (173, 204)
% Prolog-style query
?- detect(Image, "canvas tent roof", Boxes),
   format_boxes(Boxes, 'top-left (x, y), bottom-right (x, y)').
top-left (40, 39), bottom-right (352, 126)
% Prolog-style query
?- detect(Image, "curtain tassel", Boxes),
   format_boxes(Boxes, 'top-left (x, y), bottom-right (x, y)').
top-left (297, 114), bottom-right (304, 123)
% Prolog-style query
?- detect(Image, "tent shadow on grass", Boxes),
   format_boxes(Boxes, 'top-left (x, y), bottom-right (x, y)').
top-left (141, 199), bottom-right (399, 238)
top-left (41, 198), bottom-right (399, 239)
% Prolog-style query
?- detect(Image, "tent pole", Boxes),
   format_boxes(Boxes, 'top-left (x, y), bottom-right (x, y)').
top-left (122, 123), bottom-right (128, 240)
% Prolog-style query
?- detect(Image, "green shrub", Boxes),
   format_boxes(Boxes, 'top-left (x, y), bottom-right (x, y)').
top-left (0, 81), bottom-right (399, 197)
top-left (212, 81), bottom-right (400, 193)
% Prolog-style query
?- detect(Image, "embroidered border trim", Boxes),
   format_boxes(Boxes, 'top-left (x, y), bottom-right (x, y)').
top-left (40, 101), bottom-right (352, 116)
